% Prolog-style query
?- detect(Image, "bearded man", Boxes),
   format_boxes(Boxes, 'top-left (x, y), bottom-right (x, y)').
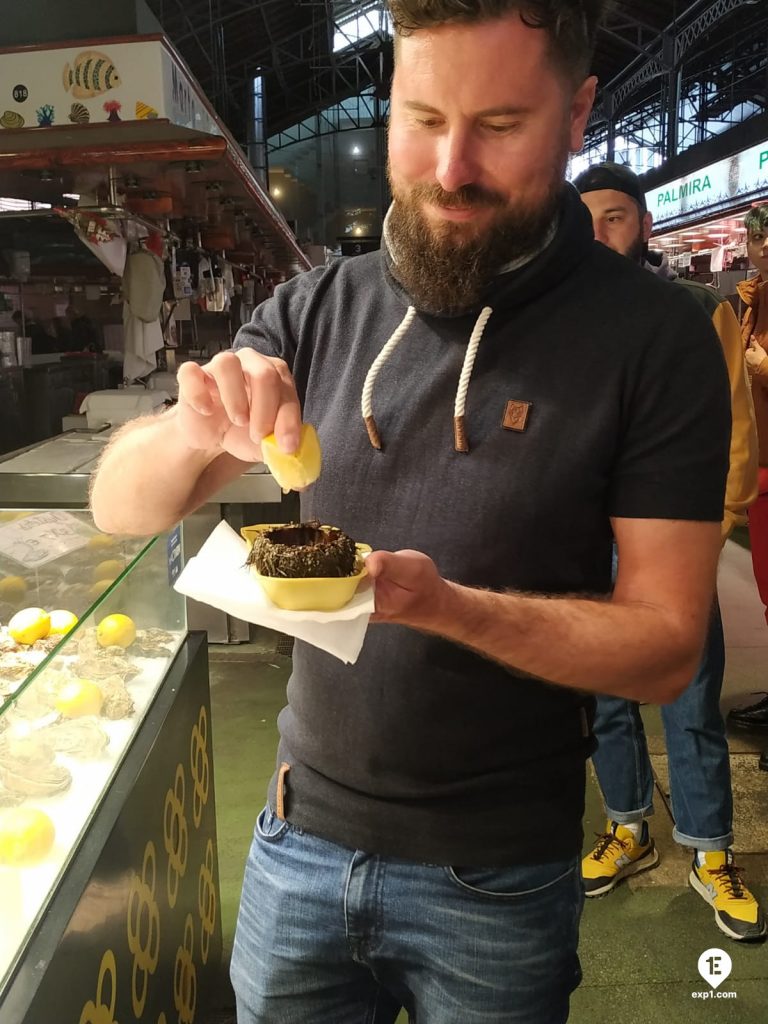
top-left (91, 3), bottom-right (732, 1022)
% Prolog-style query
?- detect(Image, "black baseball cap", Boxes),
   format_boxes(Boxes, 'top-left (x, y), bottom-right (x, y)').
top-left (573, 161), bottom-right (647, 213)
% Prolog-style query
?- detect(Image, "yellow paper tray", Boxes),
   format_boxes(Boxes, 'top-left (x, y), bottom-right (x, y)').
top-left (240, 524), bottom-right (371, 611)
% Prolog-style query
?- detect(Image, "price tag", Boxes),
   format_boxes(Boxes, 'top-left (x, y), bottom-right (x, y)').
top-left (0, 511), bottom-right (94, 568)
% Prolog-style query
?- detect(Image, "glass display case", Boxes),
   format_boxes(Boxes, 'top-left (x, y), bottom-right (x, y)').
top-left (0, 508), bottom-right (190, 997)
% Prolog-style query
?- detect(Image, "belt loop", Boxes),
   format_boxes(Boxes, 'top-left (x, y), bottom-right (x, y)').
top-left (276, 762), bottom-right (291, 820)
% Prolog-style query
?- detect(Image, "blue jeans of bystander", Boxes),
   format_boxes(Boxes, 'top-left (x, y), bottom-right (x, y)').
top-left (591, 600), bottom-right (733, 850)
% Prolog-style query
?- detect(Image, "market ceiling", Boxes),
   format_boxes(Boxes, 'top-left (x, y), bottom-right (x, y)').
top-left (145, 0), bottom-right (755, 144)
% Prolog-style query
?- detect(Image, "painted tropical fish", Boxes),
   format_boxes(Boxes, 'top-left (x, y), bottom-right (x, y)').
top-left (62, 51), bottom-right (120, 100)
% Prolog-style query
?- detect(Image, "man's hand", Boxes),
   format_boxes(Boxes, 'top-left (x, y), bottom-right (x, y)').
top-left (367, 549), bottom-right (451, 631)
top-left (176, 349), bottom-right (302, 461)
top-left (745, 335), bottom-right (767, 374)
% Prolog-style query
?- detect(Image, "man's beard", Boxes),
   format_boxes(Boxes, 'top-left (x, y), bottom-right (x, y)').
top-left (623, 229), bottom-right (646, 265)
top-left (386, 166), bottom-right (565, 316)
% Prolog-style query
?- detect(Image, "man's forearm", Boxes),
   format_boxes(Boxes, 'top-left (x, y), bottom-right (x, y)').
top-left (434, 583), bottom-right (706, 704)
top-left (89, 408), bottom-right (222, 536)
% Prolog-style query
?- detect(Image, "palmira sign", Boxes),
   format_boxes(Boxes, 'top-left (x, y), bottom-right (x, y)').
top-left (646, 140), bottom-right (768, 227)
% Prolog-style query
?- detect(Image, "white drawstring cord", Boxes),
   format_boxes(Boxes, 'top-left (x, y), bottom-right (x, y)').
top-left (362, 305), bottom-right (418, 449)
top-left (360, 304), bottom-right (494, 452)
top-left (454, 306), bottom-right (493, 452)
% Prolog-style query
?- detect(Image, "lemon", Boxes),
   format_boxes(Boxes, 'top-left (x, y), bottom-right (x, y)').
top-left (92, 559), bottom-right (124, 583)
top-left (8, 607), bottom-right (51, 645)
top-left (89, 579), bottom-right (117, 601)
top-left (88, 533), bottom-right (117, 550)
top-left (49, 609), bottom-right (79, 636)
top-left (97, 613), bottom-right (136, 649)
top-left (54, 678), bottom-right (104, 717)
top-left (0, 807), bottom-right (56, 865)
top-left (261, 423), bottom-right (322, 493)
top-left (0, 576), bottom-right (27, 603)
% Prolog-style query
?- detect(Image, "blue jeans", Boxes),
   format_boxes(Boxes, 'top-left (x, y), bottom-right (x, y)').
top-left (591, 600), bottom-right (733, 850)
top-left (231, 806), bottom-right (584, 1024)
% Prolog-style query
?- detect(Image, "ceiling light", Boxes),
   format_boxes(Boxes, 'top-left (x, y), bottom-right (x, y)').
top-left (62, 192), bottom-right (80, 200)
top-left (272, 186), bottom-right (283, 198)
top-left (352, 145), bottom-right (362, 156)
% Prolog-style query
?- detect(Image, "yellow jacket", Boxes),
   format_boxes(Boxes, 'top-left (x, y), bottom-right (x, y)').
top-left (676, 279), bottom-right (758, 541)
top-left (737, 275), bottom-right (768, 468)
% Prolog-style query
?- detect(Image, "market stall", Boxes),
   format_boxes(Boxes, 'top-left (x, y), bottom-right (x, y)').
top-left (0, 32), bottom-right (310, 444)
top-left (645, 137), bottom-right (768, 298)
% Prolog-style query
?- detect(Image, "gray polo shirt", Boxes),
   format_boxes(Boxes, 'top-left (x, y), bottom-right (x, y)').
top-left (234, 186), bottom-right (729, 865)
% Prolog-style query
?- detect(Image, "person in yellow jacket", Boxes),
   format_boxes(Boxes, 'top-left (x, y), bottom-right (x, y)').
top-left (727, 205), bottom-right (768, 771)
top-left (574, 162), bottom-right (763, 942)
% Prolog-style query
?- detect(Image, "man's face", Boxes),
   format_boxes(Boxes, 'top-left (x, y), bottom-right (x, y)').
top-left (747, 221), bottom-right (768, 276)
top-left (579, 189), bottom-right (651, 263)
top-left (386, 14), bottom-right (596, 313)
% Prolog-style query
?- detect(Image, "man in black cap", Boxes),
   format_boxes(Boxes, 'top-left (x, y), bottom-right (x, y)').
top-left (574, 161), bottom-right (763, 942)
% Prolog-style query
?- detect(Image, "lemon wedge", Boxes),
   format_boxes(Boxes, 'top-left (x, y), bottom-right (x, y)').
top-left (8, 607), bottom-right (51, 645)
top-left (261, 423), bottom-right (322, 493)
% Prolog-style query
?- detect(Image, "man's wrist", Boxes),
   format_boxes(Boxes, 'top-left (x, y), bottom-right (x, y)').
top-left (431, 579), bottom-right (493, 644)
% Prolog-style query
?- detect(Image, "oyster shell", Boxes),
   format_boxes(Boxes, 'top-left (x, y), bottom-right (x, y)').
top-left (99, 676), bottom-right (135, 720)
top-left (0, 786), bottom-right (24, 808)
top-left (0, 735), bottom-right (72, 796)
top-left (73, 631), bottom-right (139, 681)
top-left (44, 716), bottom-right (109, 759)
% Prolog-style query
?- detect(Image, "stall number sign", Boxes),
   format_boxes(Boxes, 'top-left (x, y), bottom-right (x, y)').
top-left (0, 511), bottom-right (94, 568)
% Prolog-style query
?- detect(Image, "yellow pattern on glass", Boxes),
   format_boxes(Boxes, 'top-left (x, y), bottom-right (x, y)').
top-left (190, 706), bottom-right (210, 829)
top-left (78, 949), bottom-right (119, 1024)
top-left (127, 840), bottom-right (161, 1017)
top-left (163, 763), bottom-right (189, 908)
top-left (198, 839), bottom-right (217, 965)
top-left (173, 915), bottom-right (197, 1024)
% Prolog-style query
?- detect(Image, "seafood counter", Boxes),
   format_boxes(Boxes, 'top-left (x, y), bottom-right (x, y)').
top-left (0, 510), bottom-right (189, 993)
top-left (0, 619), bottom-right (186, 980)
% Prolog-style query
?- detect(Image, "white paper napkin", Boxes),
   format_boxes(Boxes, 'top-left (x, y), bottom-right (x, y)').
top-left (174, 521), bottom-right (374, 664)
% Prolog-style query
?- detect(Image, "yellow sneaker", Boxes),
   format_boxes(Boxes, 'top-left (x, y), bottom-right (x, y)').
top-left (689, 851), bottom-right (767, 941)
top-left (582, 821), bottom-right (659, 897)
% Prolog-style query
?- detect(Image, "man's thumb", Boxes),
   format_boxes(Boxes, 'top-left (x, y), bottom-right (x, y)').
top-left (365, 550), bottom-right (393, 579)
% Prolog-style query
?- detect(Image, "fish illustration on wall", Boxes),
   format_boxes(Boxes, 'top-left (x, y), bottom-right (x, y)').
top-left (0, 111), bottom-right (25, 129)
top-left (68, 102), bottom-right (90, 124)
top-left (135, 101), bottom-right (159, 120)
top-left (36, 105), bottom-right (54, 126)
top-left (62, 51), bottom-right (120, 100)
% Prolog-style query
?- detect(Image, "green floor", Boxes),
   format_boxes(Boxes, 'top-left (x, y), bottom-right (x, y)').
top-left (209, 643), bottom-right (768, 1024)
